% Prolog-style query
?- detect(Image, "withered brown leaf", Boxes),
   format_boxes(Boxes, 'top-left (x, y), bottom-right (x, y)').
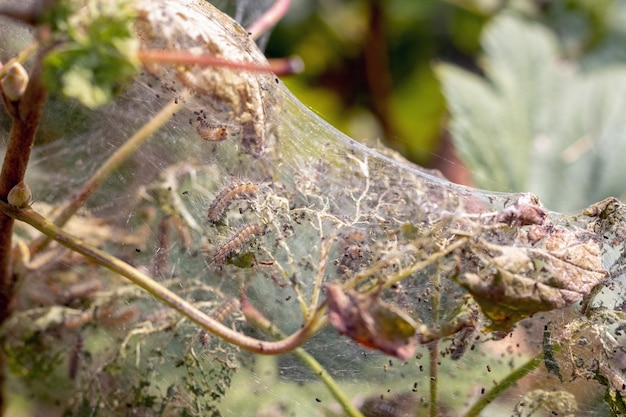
top-left (456, 225), bottom-right (606, 331)
top-left (325, 284), bottom-right (416, 361)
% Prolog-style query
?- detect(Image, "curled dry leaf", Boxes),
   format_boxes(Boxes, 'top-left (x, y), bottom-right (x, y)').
top-left (325, 284), bottom-right (416, 361)
top-left (456, 223), bottom-right (606, 331)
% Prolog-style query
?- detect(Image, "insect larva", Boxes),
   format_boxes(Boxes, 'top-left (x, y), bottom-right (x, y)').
top-left (212, 224), bottom-right (266, 264)
top-left (98, 305), bottom-right (139, 328)
top-left (211, 298), bottom-right (240, 323)
top-left (153, 216), bottom-right (171, 277)
top-left (207, 181), bottom-right (260, 223)
top-left (196, 119), bottom-right (230, 141)
top-left (198, 298), bottom-right (240, 346)
top-left (198, 329), bottom-right (211, 346)
top-left (68, 334), bottom-right (83, 380)
top-left (142, 307), bottom-right (173, 324)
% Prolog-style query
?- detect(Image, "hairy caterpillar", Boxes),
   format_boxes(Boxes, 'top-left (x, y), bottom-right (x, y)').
top-left (198, 298), bottom-right (240, 346)
top-left (211, 297), bottom-right (240, 323)
top-left (212, 223), bottom-right (266, 264)
top-left (207, 180), bottom-right (260, 223)
top-left (196, 119), bottom-right (238, 142)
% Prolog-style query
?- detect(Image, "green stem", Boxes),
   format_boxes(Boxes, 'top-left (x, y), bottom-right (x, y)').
top-left (346, 237), bottom-right (468, 292)
top-left (463, 352), bottom-right (545, 417)
top-left (426, 263), bottom-right (443, 417)
top-left (428, 342), bottom-right (439, 417)
top-left (293, 346), bottom-right (364, 417)
top-left (0, 202), bottom-right (323, 355)
top-left (30, 93), bottom-right (186, 255)
top-left (242, 296), bottom-right (364, 417)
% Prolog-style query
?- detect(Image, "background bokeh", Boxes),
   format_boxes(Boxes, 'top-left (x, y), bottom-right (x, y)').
top-left (263, 0), bottom-right (617, 189)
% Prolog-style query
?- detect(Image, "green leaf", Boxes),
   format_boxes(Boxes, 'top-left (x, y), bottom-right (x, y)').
top-left (41, 0), bottom-right (139, 108)
top-left (437, 12), bottom-right (626, 212)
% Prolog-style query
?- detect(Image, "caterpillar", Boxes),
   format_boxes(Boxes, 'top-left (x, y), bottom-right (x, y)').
top-left (196, 119), bottom-right (234, 142)
top-left (153, 216), bottom-right (172, 277)
top-left (68, 334), bottom-right (83, 380)
top-left (207, 180), bottom-right (260, 223)
top-left (198, 329), bottom-right (211, 346)
top-left (198, 298), bottom-right (240, 346)
top-left (211, 297), bottom-right (240, 323)
top-left (212, 223), bottom-right (266, 264)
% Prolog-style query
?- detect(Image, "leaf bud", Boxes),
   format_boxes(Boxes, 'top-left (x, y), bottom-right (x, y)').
top-left (1, 62), bottom-right (29, 102)
top-left (7, 181), bottom-right (33, 208)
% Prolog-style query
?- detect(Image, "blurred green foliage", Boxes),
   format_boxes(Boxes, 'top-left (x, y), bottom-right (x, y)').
top-left (266, 0), bottom-right (486, 166)
top-left (41, 0), bottom-right (140, 109)
top-left (437, 0), bottom-right (626, 212)
top-left (266, 0), bottom-right (626, 212)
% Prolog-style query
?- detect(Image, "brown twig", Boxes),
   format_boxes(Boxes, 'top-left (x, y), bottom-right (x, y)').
top-left (0, 49), bottom-right (46, 413)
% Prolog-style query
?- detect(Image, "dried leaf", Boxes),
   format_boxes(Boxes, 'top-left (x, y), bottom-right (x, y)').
top-left (456, 225), bottom-right (606, 330)
top-left (326, 284), bottom-right (416, 360)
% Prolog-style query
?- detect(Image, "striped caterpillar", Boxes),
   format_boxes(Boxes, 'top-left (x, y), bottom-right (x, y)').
top-left (207, 180), bottom-right (260, 223)
top-left (210, 297), bottom-right (240, 323)
top-left (212, 223), bottom-right (266, 264)
top-left (198, 298), bottom-right (240, 346)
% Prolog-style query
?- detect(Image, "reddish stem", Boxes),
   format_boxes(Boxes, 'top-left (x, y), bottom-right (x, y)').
top-left (139, 49), bottom-right (265, 72)
top-left (246, 0), bottom-right (291, 40)
top-left (0, 54), bottom-right (46, 414)
top-left (138, 49), bottom-right (301, 76)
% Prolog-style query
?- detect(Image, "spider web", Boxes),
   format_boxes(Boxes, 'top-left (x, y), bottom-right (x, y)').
top-left (1, 1), bottom-right (625, 416)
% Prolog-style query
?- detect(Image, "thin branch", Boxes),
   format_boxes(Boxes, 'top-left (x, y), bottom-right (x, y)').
top-left (246, 0), bottom-right (291, 41)
top-left (242, 294), bottom-right (363, 417)
top-left (308, 213), bottom-right (334, 319)
top-left (0, 46), bottom-right (46, 414)
top-left (0, 56), bottom-right (46, 277)
top-left (428, 263), bottom-right (443, 417)
top-left (138, 50), bottom-right (295, 75)
top-left (138, 49), bottom-right (266, 71)
top-left (428, 342), bottom-right (439, 417)
top-left (1, 202), bottom-right (327, 355)
top-left (30, 93), bottom-right (187, 255)
top-left (463, 352), bottom-right (545, 417)
top-left (344, 237), bottom-right (468, 291)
